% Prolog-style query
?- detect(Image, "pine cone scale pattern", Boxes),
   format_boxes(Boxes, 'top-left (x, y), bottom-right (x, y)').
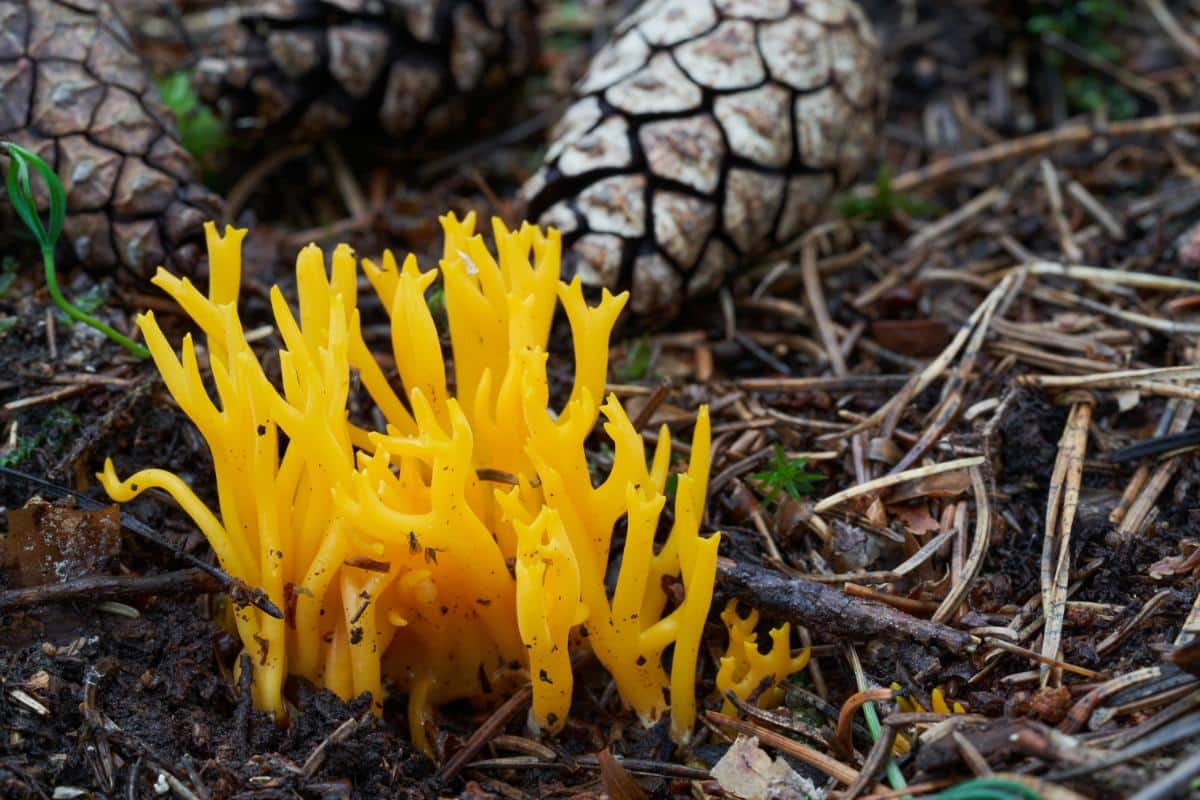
top-left (1, 0), bottom-right (222, 277)
top-left (196, 0), bottom-right (537, 143)
top-left (522, 0), bottom-right (884, 318)
top-left (0, 59), bottom-right (33, 130)
top-left (328, 25), bottom-right (389, 98)
top-left (0, 4), bottom-right (26, 58)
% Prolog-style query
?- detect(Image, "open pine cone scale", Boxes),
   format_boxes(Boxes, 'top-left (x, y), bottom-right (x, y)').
top-left (520, 0), bottom-right (886, 319)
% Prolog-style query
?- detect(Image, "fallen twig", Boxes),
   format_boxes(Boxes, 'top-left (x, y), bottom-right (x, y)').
top-left (1040, 399), bottom-right (1093, 687)
top-left (706, 710), bottom-right (863, 787)
top-left (877, 112), bottom-right (1200, 194)
top-left (932, 467), bottom-right (991, 623)
top-left (0, 568), bottom-right (221, 611)
top-left (716, 558), bottom-right (976, 654)
top-left (436, 684), bottom-right (533, 782)
top-left (813, 456), bottom-right (985, 513)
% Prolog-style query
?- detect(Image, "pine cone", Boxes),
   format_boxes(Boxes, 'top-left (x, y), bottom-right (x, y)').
top-left (520, 0), bottom-right (885, 318)
top-left (0, 0), bottom-right (223, 277)
top-left (194, 0), bottom-right (538, 143)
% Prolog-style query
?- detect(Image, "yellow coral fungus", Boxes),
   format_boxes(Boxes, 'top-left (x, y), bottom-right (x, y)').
top-left (892, 684), bottom-right (966, 716)
top-left (889, 683), bottom-right (966, 754)
top-left (99, 214), bottom-right (721, 751)
top-left (716, 599), bottom-right (811, 714)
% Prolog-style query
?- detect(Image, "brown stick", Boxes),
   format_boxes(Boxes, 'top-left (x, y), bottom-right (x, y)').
top-left (881, 112), bottom-right (1200, 194)
top-left (436, 684), bottom-right (533, 782)
top-left (736, 375), bottom-right (910, 392)
top-left (0, 568), bottom-right (221, 611)
top-left (716, 559), bottom-right (976, 654)
top-left (706, 711), bottom-right (863, 787)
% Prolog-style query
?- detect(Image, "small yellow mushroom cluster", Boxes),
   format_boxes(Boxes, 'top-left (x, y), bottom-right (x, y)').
top-left (99, 214), bottom-right (720, 752)
top-left (716, 600), bottom-right (811, 714)
top-left (893, 686), bottom-right (966, 716)
top-left (890, 683), bottom-right (966, 754)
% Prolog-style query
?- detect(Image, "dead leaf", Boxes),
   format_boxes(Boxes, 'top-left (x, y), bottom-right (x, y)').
top-left (865, 496), bottom-right (888, 527)
top-left (1167, 638), bottom-right (1200, 676)
top-left (596, 747), bottom-right (648, 800)
top-left (710, 735), bottom-right (822, 800)
top-left (830, 520), bottom-right (884, 572)
top-left (870, 319), bottom-right (950, 357)
top-left (2, 497), bottom-right (121, 588)
top-left (874, 281), bottom-right (923, 316)
top-left (889, 503), bottom-right (943, 535)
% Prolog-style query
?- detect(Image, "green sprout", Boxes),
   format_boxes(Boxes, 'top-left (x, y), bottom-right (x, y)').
top-left (0, 406), bottom-right (78, 468)
top-left (2, 142), bottom-right (149, 359)
top-left (1028, 0), bottom-right (1125, 61)
top-left (154, 71), bottom-right (228, 165)
top-left (837, 164), bottom-right (939, 222)
top-left (615, 336), bottom-right (652, 382)
top-left (1063, 73), bottom-right (1137, 120)
top-left (426, 286), bottom-right (446, 316)
top-left (0, 258), bottom-right (14, 335)
top-left (0, 255), bottom-right (15, 297)
top-left (1028, 0), bottom-right (1137, 120)
top-left (749, 445), bottom-right (824, 506)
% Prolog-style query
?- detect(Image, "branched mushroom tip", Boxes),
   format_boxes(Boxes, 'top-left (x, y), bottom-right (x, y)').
top-left (99, 213), bottom-right (721, 752)
top-left (716, 599), bottom-right (811, 714)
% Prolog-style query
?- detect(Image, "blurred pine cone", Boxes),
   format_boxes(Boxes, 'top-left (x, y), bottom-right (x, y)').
top-left (0, 0), bottom-right (223, 277)
top-left (520, 0), bottom-right (886, 318)
top-left (194, 0), bottom-right (539, 143)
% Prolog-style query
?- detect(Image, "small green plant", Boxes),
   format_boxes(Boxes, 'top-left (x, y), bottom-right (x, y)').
top-left (1, 142), bottom-right (149, 358)
top-left (0, 256), bottom-right (15, 334)
top-left (1028, 0), bottom-right (1137, 120)
top-left (541, 1), bottom-right (592, 57)
top-left (426, 286), bottom-right (446, 316)
top-left (615, 336), bottom-right (652, 382)
top-left (1028, 0), bottom-right (1124, 61)
top-left (0, 255), bottom-right (16, 297)
top-left (0, 406), bottom-right (78, 468)
top-left (154, 71), bottom-right (228, 164)
top-left (837, 164), bottom-right (938, 222)
top-left (1065, 73), bottom-right (1138, 120)
top-left (749, 445), bottom-right (824, 506)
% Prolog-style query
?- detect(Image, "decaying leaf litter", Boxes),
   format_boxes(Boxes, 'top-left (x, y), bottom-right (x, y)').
top-left (2, 1), bottom-right (1200, 798)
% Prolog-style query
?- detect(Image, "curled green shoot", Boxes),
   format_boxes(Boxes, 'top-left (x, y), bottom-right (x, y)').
top-left (2, 141), bottom-right (149, 359)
